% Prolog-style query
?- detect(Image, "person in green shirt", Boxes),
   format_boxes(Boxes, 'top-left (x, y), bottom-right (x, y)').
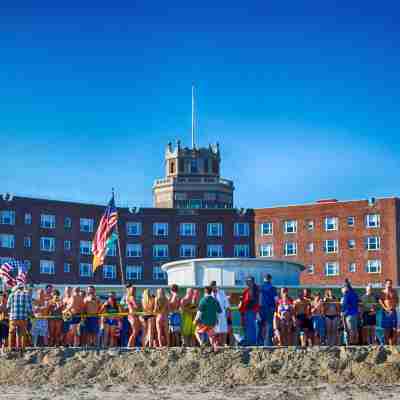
top-left (361, 284), bottom-right (377, 345)
top-left (194, 286), bottom-right (222, 351)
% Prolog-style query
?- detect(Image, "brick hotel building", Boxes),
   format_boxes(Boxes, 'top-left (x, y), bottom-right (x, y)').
top-left (1, 141), bottom-right (399, 287)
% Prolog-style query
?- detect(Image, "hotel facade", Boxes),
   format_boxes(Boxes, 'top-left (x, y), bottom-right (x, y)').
top-left (1, 141), bottom-right (398, 287)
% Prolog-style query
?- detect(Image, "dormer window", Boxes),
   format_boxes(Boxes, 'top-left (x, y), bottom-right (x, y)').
top-left (169, 161), bottom-right (175, 174)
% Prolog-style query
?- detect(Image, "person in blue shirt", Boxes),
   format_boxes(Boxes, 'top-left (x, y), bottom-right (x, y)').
top-left (258, 274), bottom-right (278, 346)
top-left (341, 279), bottom-right (359, 345)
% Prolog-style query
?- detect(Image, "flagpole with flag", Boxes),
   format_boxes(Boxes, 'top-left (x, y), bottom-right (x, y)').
top-left (92, 190), bottom-right (125, 286)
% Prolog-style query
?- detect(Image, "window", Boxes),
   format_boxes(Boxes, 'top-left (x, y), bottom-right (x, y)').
top-left (259, 243), bottom-right (273, 257)
top-left (284, 220), bottom-right (297, 234)
top-left (126, 244), bottom-right (142, 258)
top-left (40, 260), bottom-right (55, 275)
top-left (126, 222), bottom-right (142, 236)
top-left (325, 262), bottom-right (339, 276)
top-left (324, 217), bottom-right (338, 231)
top-left (40, 237), bottom-right (55, 252)
top-left (106, 242), bottom-right (117, 257)
top-left (190, 159), bottom-right (198, 173)
top-left (306, 242), bottom-right (314, 253)
top-left (0, 234), bottom-right (15, 248)
top-left (126, 265), bottom-right (143, 280)
top-left (180, 244), bottom-right (197, 258)
top-left (306, 220), bottom-right (314, 231)
top-left (64, 263), bottom-right (71, 273)
top-left (0, 257), bottom-right (12, 265)
top-left (234, 244), bottom-right (249, 257)
top-left (153, 244), bottom-right (169, 258)
top-left (80, 218), bottom-right (94, 233)
top-left (348, 239), bottom-right (356, 249)
top-left (366, 260), bottom-right (381, 274)
top-left (366, 214), bottom-right (380, 228)
top-left (24, 260), bottom-right (31, 270)
top-left (40, 214), bottom-right (56, 229)
top-left (284, 242), bottom-right (297, 256)
top-left (347, 216), bottom-right (355, 226)
top-left (179, 223), bottom-right (196, 237)
top-left (260, 222), bottom-right (273, 236)
top-left (24, 236), bottom-right (32, 249)
top-left (103, 264), bottom-right (116, 280)
top-left (80, 263), bottom-right (93, 277)
top-left (207, 223), bottom-right (223, 237)
top-left (207, 245), bottom-right (223, 257)
top-left (366, 236), bottom-right (380, 251)
top-left (324, 239), bottom-right (338, 253)
top-left (80, 240), bottom-right (92, 255)
top-left (64, 217), bottom-right (72, 229)
top-left (24, 213), bottom-right (32, 225)
top-left (307, 265), bottom-right (314, 275)
top-left (348, 263), bottom-right (356, 273)
top-left (0, 210), bottom-right (15, 225)
top-left (153, 223), bottom-right (168, 237)
top-left (234, 223), bottom-right (249, 237)
top-left (153, 265), bottom-right (167, 280)
top-left (64, 240), bottom-right (72, 251)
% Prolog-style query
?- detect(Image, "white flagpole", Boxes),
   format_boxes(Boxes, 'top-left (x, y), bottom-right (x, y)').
top-left (192, 84), bottom-right (195, 149)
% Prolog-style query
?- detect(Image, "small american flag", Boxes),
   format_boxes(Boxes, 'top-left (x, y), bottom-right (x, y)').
top-left (92, 194), bottom-right (118, 272)
top-left (16, 262), bottom-right (29, 285)
top-left (0, 259), bottom-right (27, 287)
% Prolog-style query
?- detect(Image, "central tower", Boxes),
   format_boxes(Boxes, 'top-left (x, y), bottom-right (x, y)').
top-left (152, 141), bottom-right (234, 208)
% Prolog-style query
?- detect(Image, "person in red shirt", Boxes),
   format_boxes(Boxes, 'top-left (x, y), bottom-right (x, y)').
top-left (238, 276), bottom-right (260, 346)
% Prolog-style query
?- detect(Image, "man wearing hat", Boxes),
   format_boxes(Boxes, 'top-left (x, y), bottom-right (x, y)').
top-left (7, 283), bottom-right (32, 351)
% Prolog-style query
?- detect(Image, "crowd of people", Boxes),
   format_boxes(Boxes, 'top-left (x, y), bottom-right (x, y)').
top-left (0, 275), bottom-right (398, 351)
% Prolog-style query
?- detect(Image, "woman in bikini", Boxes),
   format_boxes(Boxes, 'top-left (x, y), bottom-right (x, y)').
top-left (48, 289), bottom-right (64, 346)
top-left (99, 292), bottom-right (121, 347)
top-left (273, 288), bottom-right (294, 346)
top-left (154, 288), bottom-right (170, 347)
top-left (141, 289), bottom-right (156, 347)
top-left (323, 288), bottom-right (340, 346)
top-left (127, 285), bottom-right (141, 348)
top-left (181, 288), bottom-right (195, 346)
top-left (311, 292), bottom-right (326, 345)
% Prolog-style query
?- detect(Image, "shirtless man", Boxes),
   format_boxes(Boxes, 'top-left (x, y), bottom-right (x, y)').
top-left (168, 284), bottom-right (181, 347)
top-left (32, 288), bottom-right (50, 347)
top-left (310, 293), bottom-right (325, 345)
top-left (379, 279), bottom-right (399, 345)
top-left (293, 290), bottom-right (312, 347)
top-left (65, 287), bottom-right (85, 347)
top-left (84, 286), bottom-right (101, 347)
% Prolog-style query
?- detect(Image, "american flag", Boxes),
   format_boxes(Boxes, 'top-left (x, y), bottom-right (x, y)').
top-left (92, 194), bottom-right (118, 272)
top-left (16, 262), bottom-right (29, 285)
top-left (0, 259), bottom-right (24, 287)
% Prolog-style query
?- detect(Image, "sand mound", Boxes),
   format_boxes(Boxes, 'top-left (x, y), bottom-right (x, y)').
top-left (1, 346), bottom-right (400, 387)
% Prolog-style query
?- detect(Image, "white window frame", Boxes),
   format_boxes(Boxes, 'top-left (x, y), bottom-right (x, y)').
top-left (325, 262), bottom-right (339, 276)
top-left (80, 218), bottom-right (94, 233)
top-left (0, 210), bottom-right (15, 225)
top-left (207, 244), bottom-right (223, 257)
top-left (152, 244), bottom-right (169, 259)
top-left (40, 214), bottom-right (56, 229)
top-left (40, 237), bottom-right (56, 252)
top-left (306, 242), bottom-right (314, 253)
top-left (366, 259), bottom-right (381, 274)
top-left (260, 222), bottom-right (273, 236)
top-left (0, 234), bottom-right (15, 249)
top-left (348, 239), bottom-right (356, 249)
top-left (80, 240), bottom-right (92, 255)
top-left (348, 262), bottom-right (356, 273)
top-left (307, 264), bottom-right (314, 275)
top-left (366, 214), bottom-right (380, 228)
top-left (40, 260), bottom-right (55, 275)
top-left (126, 243), bottom-right (142, 258)
top-left (106, 242), bottom-right (117, 257)
top-left (24, 213), bottom-right (32, 225)
top-left (234, 222), bottom-right (249, 237)
top-left (24, 260), bottom-right (31, 270)
top-left (284, 242), bottom-right (297, 256)
top-left (64, 240), bottom-right (72, 251)
top-left (259, 243), bottom-right (273, 257)
top-left (64, 262), bottom-right (71, 273)
top-left (126, 222), bottom-right (142, 236)
top-left (284, 220), bottom-right (297, 234)
top-left (306, 220), bottom-right (314, 231)
top-left (126, 265), bottom-right (143, 280)
top-left (234, 244), bottom-right (250, 257)
top-left (153, 222), bottom-right (169, 237)
top-left (179, 222), bottom-right (196, 237)
top-left (180, 244), bottom-right (197, 258)
top-left (207, 223), bottom-right (223, 237)
top-left (347, 216), bottom-right (355, 227)
top-left (79, 262), bottom-right (93, 277)
top-left (24, 236), bottom-right (32, 249)
top-left (153, 265), bottom-right (167, 280)
top-left (103, 264), bottom-right (116, 280)
top-left (324, 217), bottom-right (338, 232)
top-left (324, 239), bottom-right (338, 254)
top-left (366, 236), bottom-right (380, 251)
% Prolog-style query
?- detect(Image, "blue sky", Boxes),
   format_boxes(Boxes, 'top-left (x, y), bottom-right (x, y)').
top-left (1, 1), bottom-right (400, 208)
